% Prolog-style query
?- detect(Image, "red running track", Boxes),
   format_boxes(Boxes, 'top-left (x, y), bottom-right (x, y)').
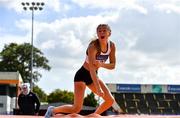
top-left (0, 114), bottom-right (180, 118)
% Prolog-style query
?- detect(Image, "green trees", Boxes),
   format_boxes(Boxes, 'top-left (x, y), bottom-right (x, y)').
top-left (84, 92), bottom-right (98, 107)
top-left (33, 85), bottom-right (47, 102)
top-left (0, 43), bottom-right (51, 83)
top-left (47, 90), bottom-right (98, 107)
top-left (47, 89), bottom-right (74, 103)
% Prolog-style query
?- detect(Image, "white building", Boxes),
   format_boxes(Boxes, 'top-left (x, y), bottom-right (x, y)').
top-left (0, 72), bottom-right (23, 114)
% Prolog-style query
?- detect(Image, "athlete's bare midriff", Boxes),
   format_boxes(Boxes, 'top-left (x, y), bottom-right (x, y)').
top-left (83, 61), bottom-right (99, 71)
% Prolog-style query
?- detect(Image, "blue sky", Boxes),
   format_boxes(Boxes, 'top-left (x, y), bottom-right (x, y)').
top-left (0, 0), bottom-right (180, 94)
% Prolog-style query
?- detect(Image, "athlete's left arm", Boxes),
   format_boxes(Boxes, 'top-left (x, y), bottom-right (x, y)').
top-left (100, 42), bottom-right (116, 70)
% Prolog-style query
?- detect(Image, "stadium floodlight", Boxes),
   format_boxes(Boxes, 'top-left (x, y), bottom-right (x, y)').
top-left (21, 2), bottom-right (45, 90)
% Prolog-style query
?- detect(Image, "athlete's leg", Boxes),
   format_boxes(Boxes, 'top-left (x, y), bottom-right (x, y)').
top-left (53, 82), bottom-right (86, 114)
top-left (112, 100), bottom-right (125, 113)
top-left (87, 79), bottom-right (114, 114)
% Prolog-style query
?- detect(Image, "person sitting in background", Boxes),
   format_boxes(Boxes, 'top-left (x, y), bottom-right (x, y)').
top-left (18, 83), bottom-right (40, 115)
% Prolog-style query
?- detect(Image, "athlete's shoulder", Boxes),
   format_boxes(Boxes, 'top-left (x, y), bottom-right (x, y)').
top-left (109, 40), bottom-right (115, 48)
top-left (88, 40), bottom-right (97, 49)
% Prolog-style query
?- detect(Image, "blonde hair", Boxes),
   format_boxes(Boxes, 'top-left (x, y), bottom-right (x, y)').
top-left (96, 24), bottom-right (111, 36)
top-left (89, 39), bottom-right (101, 55)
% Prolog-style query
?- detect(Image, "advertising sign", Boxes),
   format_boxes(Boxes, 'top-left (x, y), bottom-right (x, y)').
top-left (168, 85), bottom-right (180, 93)
top-left (116, 84), bottom-right (141, 92)
top-left (152, 85), bottom-right (162, 93)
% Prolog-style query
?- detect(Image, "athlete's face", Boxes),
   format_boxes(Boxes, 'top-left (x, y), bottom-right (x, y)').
top-left (97, 25), bottom-right (111, 42)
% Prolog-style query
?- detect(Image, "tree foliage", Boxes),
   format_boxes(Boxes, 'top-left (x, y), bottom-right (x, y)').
top-left (0, 43), bottom-right (51, 83)
top-left (47, 89), bottom-right (98, 107)
top-left (84, 92), bottom-right (98, 107)
top-left (47, 89), bottom-right (74, 104)
top-left (33, 85), bottom-right (47, 102)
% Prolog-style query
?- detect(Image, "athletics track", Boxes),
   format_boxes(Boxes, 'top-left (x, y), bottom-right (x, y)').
top-left (0, 114), bottom-right (180, 118)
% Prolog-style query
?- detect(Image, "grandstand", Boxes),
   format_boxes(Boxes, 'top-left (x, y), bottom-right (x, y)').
top-left (107, 83), bottom-right (180, 115)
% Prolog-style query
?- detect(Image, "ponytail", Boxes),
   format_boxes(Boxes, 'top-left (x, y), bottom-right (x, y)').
top-left (89, 39), bottom-right (101, 56)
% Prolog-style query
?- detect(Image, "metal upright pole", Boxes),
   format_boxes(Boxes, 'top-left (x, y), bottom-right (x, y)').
top-left (21, 2), bottom-right (45, 91)
top-left (30, 8), bottom-right (34, 91)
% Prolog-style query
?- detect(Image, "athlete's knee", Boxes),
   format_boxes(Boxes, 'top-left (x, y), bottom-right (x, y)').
top-left (104, 96), bottom-right (114, 106)
top-left (72, 105), bottom-right (82, 113)
top-left (109, 97), bottom-right (115, 105)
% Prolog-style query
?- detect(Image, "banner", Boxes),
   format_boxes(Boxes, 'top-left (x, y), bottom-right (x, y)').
top-left (152, 85), bottom-right (162, 93)
top-left (168, 85), bottom-right (180, 93)
top-left (116, 84), bottom-right (141, 92)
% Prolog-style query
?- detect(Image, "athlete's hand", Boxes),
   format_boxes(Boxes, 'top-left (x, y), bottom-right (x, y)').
top-left (93, 60), bottom-right (102, 68)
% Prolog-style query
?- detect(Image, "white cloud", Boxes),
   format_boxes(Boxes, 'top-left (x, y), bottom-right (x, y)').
top-left (15, 19), bottom-right (30, 31)
top-left (155, 3), bottom-right (180, 14)
top-left (29, 13), bottom-right (122, 57)
top-left (101, 50), bottom-right (180, 85)
top-left (0, 35), bottom-right (29, 50)
top-left (40, 40), bottom-right (56, 49)
top-left (72, 0), bottom-right (148, 14)
top-left (119, 31), bottom-right (140, 50)
top-left (134, 64), bottom-right (180, 85)
top-left (47, 0), bottom-right (61, 12)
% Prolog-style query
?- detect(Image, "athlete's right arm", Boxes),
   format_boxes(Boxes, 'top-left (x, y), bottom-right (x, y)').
top-left (88, 44), bottom-right (104, 97)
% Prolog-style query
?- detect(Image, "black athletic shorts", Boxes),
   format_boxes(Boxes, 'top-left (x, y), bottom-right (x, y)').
top-left (74, 66), bottom-right (97, 85)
